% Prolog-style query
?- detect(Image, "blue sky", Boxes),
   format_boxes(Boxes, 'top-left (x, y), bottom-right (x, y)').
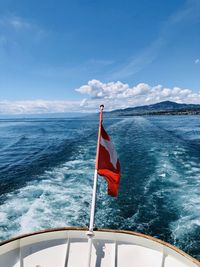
top-left (0, 0), bottom-right (200, 113)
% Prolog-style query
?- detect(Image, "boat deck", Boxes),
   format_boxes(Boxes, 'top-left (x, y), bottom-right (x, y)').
top-left (0, 228), bottom-right (199, 267)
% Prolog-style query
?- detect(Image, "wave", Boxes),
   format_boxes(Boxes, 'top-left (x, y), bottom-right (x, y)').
top-left (0, 157), bottom-right (95, 240)
top-left (0, 117), bottom-right (199, 259)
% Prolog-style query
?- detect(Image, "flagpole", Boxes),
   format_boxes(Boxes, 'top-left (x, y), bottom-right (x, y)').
top-left (87, 104), bottom-right (104, 267)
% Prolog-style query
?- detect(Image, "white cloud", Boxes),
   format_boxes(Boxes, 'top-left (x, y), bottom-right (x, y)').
top-left (76, 79), bottom-right (129, 99)
top-left (76, 80), bottom-right (200, 111)
top-left (109, 1), bottom-right (200, 80)
top-left (109, 38), bottom-right (164, 80)
top-left (0, 100), bottom-right (81, 115)
top-left (0, 15), bottom-right (31, 31)
top-left (195, 59), bottom-right (200, 64)
top-left (168, 0), bottom-right (200, 25)
top-left (80, 98), bottom-right (88, 107)
top-left (1, 80), bottom-right (200, 115)
top-left (10, 18), bottom-right (30, 30)
top-left (0, 14), bottom-right (48, 48)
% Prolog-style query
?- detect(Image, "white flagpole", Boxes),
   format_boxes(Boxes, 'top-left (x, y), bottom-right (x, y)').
top-left (87, 105), bottom-right (104, 267)
top-left (88, 169), bottom-right (98, 233)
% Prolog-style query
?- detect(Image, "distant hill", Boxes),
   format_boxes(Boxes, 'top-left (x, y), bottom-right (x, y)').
top-left (108, 101), bottom-right (200, 116)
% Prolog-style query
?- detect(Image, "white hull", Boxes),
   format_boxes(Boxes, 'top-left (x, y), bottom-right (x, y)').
top-left (0, 228), bottom-right (199, 267)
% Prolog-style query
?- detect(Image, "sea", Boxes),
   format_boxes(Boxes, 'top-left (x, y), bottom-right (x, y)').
top-left (0, 115), bottom-right (199, 259)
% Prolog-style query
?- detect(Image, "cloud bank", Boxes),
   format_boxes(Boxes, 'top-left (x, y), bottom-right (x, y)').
top-left (76, 80), bottom-right (200, 111)
top-left (0, 100), bottom-right (81, 115)
top-left (0, 80), bottom-right (200, 115)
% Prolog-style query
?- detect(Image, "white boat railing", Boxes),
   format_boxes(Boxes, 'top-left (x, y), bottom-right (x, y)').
top-left (0, 227), bottom-right (199, 267)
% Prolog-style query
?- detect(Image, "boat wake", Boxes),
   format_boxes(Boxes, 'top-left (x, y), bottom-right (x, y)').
top-left (0, 116), bottom-right (199, 259)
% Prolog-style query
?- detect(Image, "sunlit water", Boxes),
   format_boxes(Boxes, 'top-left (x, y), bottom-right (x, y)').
top-left (0, 116), bottom-right (199, 259)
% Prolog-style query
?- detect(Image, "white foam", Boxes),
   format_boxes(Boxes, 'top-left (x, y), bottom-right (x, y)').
top-left (0, 155), bottom-right (94, 240)
top-left (141, 136), bottom-right (200, 250)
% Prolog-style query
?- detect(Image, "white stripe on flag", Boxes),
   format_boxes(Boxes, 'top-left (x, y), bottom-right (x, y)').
top-left (100, 137), bottom-right (118, 169)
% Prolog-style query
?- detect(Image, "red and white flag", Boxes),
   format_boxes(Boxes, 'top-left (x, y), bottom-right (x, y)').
top-left (97, 125), bottom-right (120, 197)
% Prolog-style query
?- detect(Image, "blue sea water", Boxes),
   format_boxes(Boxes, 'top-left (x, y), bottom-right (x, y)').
top-left (0, 116), bottom-right (199, 259)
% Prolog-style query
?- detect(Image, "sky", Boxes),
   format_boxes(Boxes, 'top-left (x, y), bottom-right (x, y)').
top-left (0, 0), bottom-right (200, 114)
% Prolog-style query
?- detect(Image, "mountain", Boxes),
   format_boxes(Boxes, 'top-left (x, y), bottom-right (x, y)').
top-left (108, 101), bottom-right (200, 116)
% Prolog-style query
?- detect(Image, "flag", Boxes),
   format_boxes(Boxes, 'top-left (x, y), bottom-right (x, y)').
top-left (97, 125), bottom-right (120, 197)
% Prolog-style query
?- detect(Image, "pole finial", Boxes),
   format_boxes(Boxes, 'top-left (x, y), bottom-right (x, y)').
top-left (100, 104), bottom-right (104, 111)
